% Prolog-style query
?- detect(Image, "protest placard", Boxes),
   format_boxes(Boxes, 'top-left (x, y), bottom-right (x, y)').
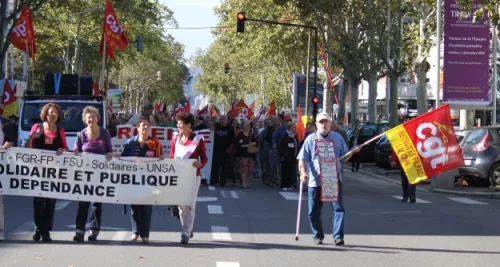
top-left (316, 140), bottom-right (340, 202)
top-left (0, 147), bottom-right (197, 205)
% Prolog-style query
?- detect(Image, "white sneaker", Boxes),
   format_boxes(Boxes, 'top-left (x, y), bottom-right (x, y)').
top-left (0, 233), bottom-right (4, 241)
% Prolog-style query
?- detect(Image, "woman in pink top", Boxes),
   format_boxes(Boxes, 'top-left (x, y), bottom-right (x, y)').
top-left (18, 103), bottom-right (68, 242)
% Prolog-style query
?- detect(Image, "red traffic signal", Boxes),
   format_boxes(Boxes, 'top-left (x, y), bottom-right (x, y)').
top-left (312, 96), bottom-right (319, 104)
top-left (237, 12), bottom-right (246, 33)
top-left (224, 63), bottom-right (229, 74)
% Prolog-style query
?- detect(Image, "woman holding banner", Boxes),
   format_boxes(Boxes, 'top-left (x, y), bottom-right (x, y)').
top-left (170, 112), bottom-right (208, 244)
top-left (120, 117), bottom-right (165, 244)
top-left (73, 106), bottom-right (113, 242)
top-left (10, 103), bottom-right (69, 242)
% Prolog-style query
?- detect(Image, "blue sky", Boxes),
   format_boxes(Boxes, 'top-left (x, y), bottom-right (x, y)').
top-left (159, 0), bottom-right (220, 61)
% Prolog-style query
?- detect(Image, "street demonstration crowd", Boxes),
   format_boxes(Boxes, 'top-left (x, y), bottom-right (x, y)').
top-left (0, 103), bottom-right (367, 247)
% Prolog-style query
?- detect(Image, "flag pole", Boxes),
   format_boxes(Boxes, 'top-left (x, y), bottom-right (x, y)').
top-left (31, 42), bottom-right (35, 90)
top-left (100, 33), bottom-right (106, 95)
top-left (24, 41), bottom-right (29, 89)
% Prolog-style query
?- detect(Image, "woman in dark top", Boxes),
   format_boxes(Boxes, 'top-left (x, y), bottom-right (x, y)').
top-left (24, 103), bottom-right (68, 242)
top-left (278, 122), bottom-right (299, 191)
top-left (234, 120), bottom-right (257, 188)
top-left (120, 117), bottom-right (165, 244)
top-left (73, 106), bottom-right (113, 242)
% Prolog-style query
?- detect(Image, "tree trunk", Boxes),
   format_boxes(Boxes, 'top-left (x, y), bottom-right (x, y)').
top-left (389, 73), bottom-right (399, 126)
top-left (368, 78), bottom-right (377, 122)
top-left (350, 78), bottom-right (359, 127)
top-left (337, 79), bottom-right (349, 123)
top-left (415, 60), bottom-right (429, 115)
top-left (323, 79), bottom-right (332, 115)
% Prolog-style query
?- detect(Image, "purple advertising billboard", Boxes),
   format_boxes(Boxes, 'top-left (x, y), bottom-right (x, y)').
top-left (443, 0), bottom-right (490, 105)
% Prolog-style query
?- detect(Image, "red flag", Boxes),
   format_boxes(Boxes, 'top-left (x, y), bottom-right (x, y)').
top-left (267, 100), bottom-right (276, 117)
top-left (236, 99), bottom-right (252, 120)
top-left (386, 104), bottom-right (464, 184)
top-left (92, 80), bottom-right (101, 96)
top-left (0, 80), bottom-right (18, 117)
top-left (185, 98), bottom-right (191, 114)
top-left (296, 104), bottom-right (305, 141)
top-left (100, 0), bottom-right (129, 60)
top-left (8, 5), bottom-right (37, 57)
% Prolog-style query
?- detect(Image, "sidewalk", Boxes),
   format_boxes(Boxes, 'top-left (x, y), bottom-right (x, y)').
top-left (358, 164), bottom-right (500, 199)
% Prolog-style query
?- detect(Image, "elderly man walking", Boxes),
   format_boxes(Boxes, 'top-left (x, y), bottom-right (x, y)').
top-left (297, 112), bottom-right (360, 246)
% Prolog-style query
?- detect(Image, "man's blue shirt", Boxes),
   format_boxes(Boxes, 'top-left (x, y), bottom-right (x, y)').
top-left (297, 130), bottom-right (349, 187)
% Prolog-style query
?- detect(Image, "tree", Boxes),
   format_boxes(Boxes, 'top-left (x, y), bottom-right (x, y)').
top-left (191, 0), bottom-right (313, 110)
top-left (0, 0), bottom-right (46, 79)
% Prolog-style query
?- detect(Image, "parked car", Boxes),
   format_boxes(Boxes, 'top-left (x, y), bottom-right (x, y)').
top-left (458, 127), bottom-right (500, 187)
top-left (374, 135), bottom-right (394, 168)
top-left (356, 122), bottom-right (390, 162)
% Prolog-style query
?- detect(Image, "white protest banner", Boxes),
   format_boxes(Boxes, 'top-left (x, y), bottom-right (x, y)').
top-left (112, 125), bottom-right (214, 180)
top-left (0, 147), bottom-right (197, 205)
top-left (316, 140), bottom-right (339, 202)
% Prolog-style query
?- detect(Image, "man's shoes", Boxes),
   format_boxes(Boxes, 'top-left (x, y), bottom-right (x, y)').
top-left (180, 234), bottom-right (189, 244)
top-left (313, 237), bottom-right (323, 245)
top-left (141, 237), bottom-right (149, 244)
top-left (410, 197), bottom-right (416, 203)
top-left (190, 231), bottom-right (194, 239)
top-left (0, 232), bottom-right (4, 241)
top-left (41, 233), bottom-right (52, 242)
top-left (33, 231), bottom-right (41, 241)
top-left (73, 233), bottom-right (84, 242)
top-left (335, 239), bottom-right (345, 246)
top-left (401, 197), bottom-right (408, 202)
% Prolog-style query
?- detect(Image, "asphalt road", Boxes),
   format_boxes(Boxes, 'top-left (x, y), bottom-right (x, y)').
top-left (1, 171), bottom-right (500, 267)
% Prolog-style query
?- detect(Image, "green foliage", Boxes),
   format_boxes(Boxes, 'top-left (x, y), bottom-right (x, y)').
top-left (191, 0), bottom-right (313, 109)
top-left (2, 0), bottom-right (188, 106)
top-left (457, 0), bottom-right (499, 26)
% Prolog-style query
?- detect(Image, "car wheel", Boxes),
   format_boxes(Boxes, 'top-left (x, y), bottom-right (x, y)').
top-left (488, 162), bottom-right (500, 187)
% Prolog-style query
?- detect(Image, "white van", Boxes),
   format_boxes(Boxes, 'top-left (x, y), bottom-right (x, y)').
top-left (18, 95), bottom-right (107, 150)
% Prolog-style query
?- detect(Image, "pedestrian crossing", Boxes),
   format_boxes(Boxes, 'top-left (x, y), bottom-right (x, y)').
top-left (277, 191), bottom-right (495, 205)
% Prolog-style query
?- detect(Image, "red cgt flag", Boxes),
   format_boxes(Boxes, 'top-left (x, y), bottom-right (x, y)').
top-left (100, 0), bottom-right (129, 60)
top-left (8, 5), bottom-right (37, 57)
top-left (386, 104), bottom-right (464, 184)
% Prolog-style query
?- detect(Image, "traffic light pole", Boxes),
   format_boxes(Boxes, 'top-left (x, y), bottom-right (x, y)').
top-left (243, 17), bottom-right (319, 121)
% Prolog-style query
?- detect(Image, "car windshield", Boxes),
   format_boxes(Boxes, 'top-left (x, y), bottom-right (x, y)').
top-left (465, 129), bottom-right (487, 144)
top-left (21, 101), bottom-right (104, 133)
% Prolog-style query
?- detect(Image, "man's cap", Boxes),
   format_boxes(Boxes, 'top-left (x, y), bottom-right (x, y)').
top-left (316, 112), bottom-right (332, 122)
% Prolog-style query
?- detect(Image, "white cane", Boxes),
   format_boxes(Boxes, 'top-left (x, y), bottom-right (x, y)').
top-left (295, 181), bottom-right (303, 241)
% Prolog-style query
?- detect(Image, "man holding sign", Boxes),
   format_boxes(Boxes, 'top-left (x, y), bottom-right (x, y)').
top-left (297, 112), bottom-right (360, 246)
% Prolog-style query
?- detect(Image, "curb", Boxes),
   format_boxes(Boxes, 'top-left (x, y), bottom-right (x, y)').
top-left (357, 169), bottom-right (500, 198)
top-left (357, 170), bottom-right (431, 193)
top-left (429, 188), bottom-right (500, 199)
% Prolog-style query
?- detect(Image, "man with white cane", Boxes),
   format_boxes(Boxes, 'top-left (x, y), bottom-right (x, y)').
top-left (296, 112), bottom-right (360, 246)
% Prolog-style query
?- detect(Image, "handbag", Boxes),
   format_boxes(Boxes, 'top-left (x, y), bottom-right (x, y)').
top-left (247, 143), bottom-right (259, 154)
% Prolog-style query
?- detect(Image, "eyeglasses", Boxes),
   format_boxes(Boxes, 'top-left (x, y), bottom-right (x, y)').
top-left (317, 119), bottom-right (329, 124)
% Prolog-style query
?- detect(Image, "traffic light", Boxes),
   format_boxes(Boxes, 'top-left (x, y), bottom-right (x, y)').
top-left (312, 96), bottom-right (319, 119)
top-left (224, 63), bottom-right (229, 74)
top-left (237, 12), bottom-right (246, 33)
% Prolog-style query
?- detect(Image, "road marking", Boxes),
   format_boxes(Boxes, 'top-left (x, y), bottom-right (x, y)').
top-left (392, 196), bottom-right (431, 203)
top-left (66, 224), bottom-right (128, 231)
top-left (230, 191), bottom-right (239, 199)
top-left (221, 190), bottom-right (239, 199)
top-left (197, 197), bottom-right (218, 202)
top-left (279, 192), bottom-right (306, 200)
top-left (111, 231), bottom-right (128, 245)
top-left (209, 186), bottom-right (216, 191)
top-left (208, 205), bottom-right (223, 215)
top-left (448, 197), bottom-right (489, 205)
top-left (211, 226), bottom-right (232, 241)
top-left (359, 211), bottom-right (423, 216)
top-left (55, 200), bottom-right (71, 211)
top-left (216, 262), bottom-right (240, 267)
